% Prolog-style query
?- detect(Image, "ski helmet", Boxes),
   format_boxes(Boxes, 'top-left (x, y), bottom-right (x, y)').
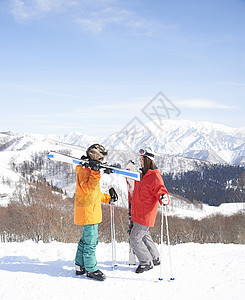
top-left (138, 148), bottom-right (155, 159)
top-left (86, 144), bottom-right (108, 161)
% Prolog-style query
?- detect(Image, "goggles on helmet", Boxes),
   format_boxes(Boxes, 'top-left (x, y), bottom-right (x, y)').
top-left (139, 149), bottom-right (154, 158)
top-left (101, 151), bottom-right (108, 156)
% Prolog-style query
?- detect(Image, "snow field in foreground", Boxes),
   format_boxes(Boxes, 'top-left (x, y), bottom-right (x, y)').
top-left (0, 241), bottom-right (245, 300)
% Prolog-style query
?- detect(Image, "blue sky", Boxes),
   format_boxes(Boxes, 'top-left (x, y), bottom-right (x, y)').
top-left (0, 0), bottom-right (245, 136)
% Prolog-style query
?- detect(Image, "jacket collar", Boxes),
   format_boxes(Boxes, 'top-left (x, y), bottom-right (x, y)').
top-left (142, 169), bottom-right (158, 178)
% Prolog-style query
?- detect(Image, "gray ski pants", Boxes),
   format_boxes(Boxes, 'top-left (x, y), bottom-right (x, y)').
top-left (129, 222), bottom-right (159, 265)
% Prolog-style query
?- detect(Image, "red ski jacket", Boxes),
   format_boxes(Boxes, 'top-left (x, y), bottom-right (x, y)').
top-left (131, 169), bottom-right (169, 227)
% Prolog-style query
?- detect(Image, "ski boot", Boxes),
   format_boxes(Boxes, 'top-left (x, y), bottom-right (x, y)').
top-left (153, 257), bottom-right (161, 266)
top-left (86, 269), bottom-right (106, 281)
top-left (75, 264), bottom-right (85, 275)
top-left (135, 262), bottom-right (153, 273)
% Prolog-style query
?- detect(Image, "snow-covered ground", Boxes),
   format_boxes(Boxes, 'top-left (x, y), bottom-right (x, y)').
top-left (0, 241), bottom-right (244, 300)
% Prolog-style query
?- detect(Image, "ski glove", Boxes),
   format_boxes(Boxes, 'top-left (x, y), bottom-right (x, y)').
top-left (103, 167), bottom-right (114, 174)
top-left (79, 161), bottom-right (89, 168)
top-left (89, 160), bottom-right (101, 171)
top-left (109, 188), bottom-right (118, 203)
top-left (79, 160), bottom-right (100, 171)
top-left (160, 194), bottom-right (170, 205)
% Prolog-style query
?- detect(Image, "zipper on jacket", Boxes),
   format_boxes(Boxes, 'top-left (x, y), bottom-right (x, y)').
top-left (138, 180), bottom-right (143, 192)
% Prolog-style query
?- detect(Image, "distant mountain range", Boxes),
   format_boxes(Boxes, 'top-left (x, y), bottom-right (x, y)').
top-left (103, 119), bottom-right (245, 165)
top-left (1, 119), bottom-right (245, 210)
top-left (1, 119), bottom-right (245, 166)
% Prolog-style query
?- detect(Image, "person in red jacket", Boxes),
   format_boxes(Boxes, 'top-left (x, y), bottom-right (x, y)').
top-left (130, 148), bottom-right (170, 273)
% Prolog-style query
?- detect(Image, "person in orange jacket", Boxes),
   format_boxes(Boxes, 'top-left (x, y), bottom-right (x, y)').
top-left (130, 148), bottom-right (170, 273)
top-left (74, 144), bottom-right (118, 281)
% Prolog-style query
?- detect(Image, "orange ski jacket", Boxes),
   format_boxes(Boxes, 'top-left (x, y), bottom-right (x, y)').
top-left (131, 169), bottom-right (169, 227)
top-left (74, 165), bottom-right (111, 225)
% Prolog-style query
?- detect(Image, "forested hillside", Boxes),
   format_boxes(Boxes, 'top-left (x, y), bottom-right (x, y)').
top-left (164, 164), bottom-right (245, 206)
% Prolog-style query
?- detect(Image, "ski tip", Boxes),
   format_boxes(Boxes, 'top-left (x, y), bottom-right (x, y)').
top-left (158, 278), bottom-right (163, 281)
top-left (170, 277), bottom-right (175, 281)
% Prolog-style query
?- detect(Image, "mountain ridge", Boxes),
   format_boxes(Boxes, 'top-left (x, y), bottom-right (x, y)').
top-left (1, 120), bottom-right (245, 212)
top-left (1, 119), bottom-right (245, 166)
top-left (99, 119), bottom-right (245, 165)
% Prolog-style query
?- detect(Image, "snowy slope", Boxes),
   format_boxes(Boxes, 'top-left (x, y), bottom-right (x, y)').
top-left (0, 146), bottom-right (241, 219)
top-left (0, 130), bottom-right (207, 207)
top-left (0, 241), bottom-right (244, 300)
top-left (0, 125), bottom-right (244, 216)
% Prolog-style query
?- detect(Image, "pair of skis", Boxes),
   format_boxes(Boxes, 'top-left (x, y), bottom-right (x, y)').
top-left (47, 151), bottom-right (140, 181)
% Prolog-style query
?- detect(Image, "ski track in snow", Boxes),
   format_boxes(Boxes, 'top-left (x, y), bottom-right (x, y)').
top-left (0, 241), bottom-right (245, 300)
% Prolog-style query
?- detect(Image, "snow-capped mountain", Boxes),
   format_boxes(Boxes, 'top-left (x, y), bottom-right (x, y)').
top-left (1, 120), bottom-right (245, 165)
top-left (0, 131), bottom-right (103, 153)
top-left (1, 119), bottom-right (245, 192)
top-left (1, 120), bottom-right (245, 214)
top-left (103, 119), bottom-right (245, 165)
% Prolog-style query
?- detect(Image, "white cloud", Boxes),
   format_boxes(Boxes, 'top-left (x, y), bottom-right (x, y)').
top-left (176, 99), bottom-right (237, 109)
top-left (10, 0), bottom-right (77, 22)
top-left (76, 7), bottom-right (131, 33)
top-left (76, 6), bottom-right (158, 35)
top-left (10, 0), bottom-right (161, 36)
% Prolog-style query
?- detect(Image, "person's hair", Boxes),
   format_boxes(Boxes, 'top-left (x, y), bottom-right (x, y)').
top-left (142, 156), bottom-right (157, 175)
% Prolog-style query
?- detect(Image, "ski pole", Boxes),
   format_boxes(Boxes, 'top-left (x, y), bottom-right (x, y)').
top-left (110, 203), bottom-right (117, 270)
top-left (164, 204), bottom-right (175, 281)
top-left (128, 220), bottom-right (136, 265)
top-left (158, 203), bottom-right (164, 281)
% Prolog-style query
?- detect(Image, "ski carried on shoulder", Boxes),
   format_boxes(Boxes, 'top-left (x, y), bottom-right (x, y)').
top-left (47, 151), bottom-right (140, 181)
